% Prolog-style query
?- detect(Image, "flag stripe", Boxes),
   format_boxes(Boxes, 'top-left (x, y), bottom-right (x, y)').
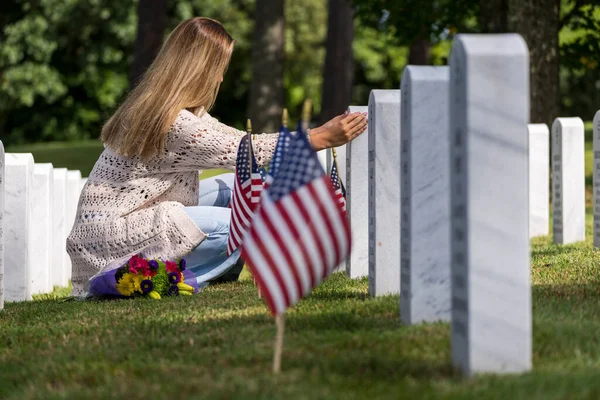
top-left (280, 195), bottom-right (319, 289)
top-left (314, 177), bottom-right (350, 268)
top-left (260, 200), bottom-right (304, 300)
top-left (303, 183), bottom-right (337, 276)
top-left (308, 180), bottom-right (341, 276)
top-left (290, 188), bottom-right (328, 282)
top-left (243, 234), bottom-right (281, 313)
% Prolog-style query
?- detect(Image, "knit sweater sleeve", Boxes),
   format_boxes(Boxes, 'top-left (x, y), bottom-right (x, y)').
top-left (162, 110), bottom-right (279, 172)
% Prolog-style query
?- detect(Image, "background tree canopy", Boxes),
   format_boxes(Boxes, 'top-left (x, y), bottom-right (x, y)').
top-left (0, 0), bottom-right (599, 145)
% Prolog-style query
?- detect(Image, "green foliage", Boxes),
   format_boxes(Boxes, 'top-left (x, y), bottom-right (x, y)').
top-left (559, 1), bottom-right (600, 120)
top-left (0, 0), bottom-right (135, 145)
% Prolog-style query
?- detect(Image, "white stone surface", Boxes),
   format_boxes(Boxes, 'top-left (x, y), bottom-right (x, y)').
top-left (5, 153), bottom-right (35, 301)
top-left (32, 164), bottom-right (54, 294)
top-left (52, 168), bottom-right (68, 288)
top-left (345, 106), bottom-right (369, 278)
top-left (594, 111), bottom-right (600, 247)
top-left (552, 117), bottom-right (585, 245)
top-left (66, 170), bottom-right (82, 282)
top-left (400, 66), bottom-right (451, 325)
top-left (368, 90), bottom-right (401, 296)
top-left (449, 34), bottom-right (532, 376)
top-left (0, 142), bottom-right (4, 309)
top-left (317, 149), bottom-right (328, 171)
top-left (528, 124), bottom-right (550, 238)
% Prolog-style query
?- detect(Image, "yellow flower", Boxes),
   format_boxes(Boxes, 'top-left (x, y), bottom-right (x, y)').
top-left (132, 274), bottom-right (144, 293)
top-left (116, 273), bottom-right (136, 296)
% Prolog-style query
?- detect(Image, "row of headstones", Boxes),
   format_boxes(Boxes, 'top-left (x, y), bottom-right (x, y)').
top-left (338, 33), bottom-right (593, 376)
top-left (0, 144), bottom-right (86, 307)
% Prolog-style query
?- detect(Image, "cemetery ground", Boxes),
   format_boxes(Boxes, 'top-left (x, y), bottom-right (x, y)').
top-left (1, 124), bottom-right (599, 399)
top-left (2, 233), bottom-right (600, 399)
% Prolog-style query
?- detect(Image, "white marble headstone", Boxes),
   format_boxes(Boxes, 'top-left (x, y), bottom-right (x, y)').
top-left (32, 164), bottom-right (54, 294)
top-left (449, 34), bottom-right (531, 376)
top-left (345, 106), bottom-right (369, 278)
top-left (5, 153), bottom-right (35, 301)
top-left (552, 117), bottom-right (585, 245)
top-left (52, 168), bottom-right (68, 288)
top-left (0, 142), bottom-right (4, 309)
top-left (594, 111), bottom-right (600, 247)
top-left (66, 170), bottom-right (82, 282)
top-left (528, 124), bottom-right (550, 238)
top-left (317, 150), bottom-right (328, 171)
top-left (368, 90), bottom-right (401, 296)
top-left (400, 66), bottom-right (451, 325)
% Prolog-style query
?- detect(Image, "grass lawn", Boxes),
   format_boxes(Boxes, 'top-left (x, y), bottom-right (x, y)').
top-left (0, 225), bottom-right (600, 399)
top-left (1, 125), bottom-right (598, 398)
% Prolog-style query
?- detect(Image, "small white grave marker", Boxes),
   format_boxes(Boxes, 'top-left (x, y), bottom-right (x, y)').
top-left (449, 34), bottom-right (532, 375)
top-left (345, 106), bottom-right (369, 278)
top-left (552, 117), bottom-right (585, 245)
top-left (66, 170), bottom-right (82, 282)
top-left (400, 66), bottom-right (451, 325)
top-left (368, 90), bottom-right (401, 296)
top-left (52, 168), bottom-right (68, 288)
top-left (5, 153), bottom-right (35, 301)
top-left (0, 142), bottom-right (4, 309)
top-left (594, 111), bottom-right (600, 247)
top-left (528, 124), bottom-right (550, 238)
top-left (32, 164), bottom-right (54, 294)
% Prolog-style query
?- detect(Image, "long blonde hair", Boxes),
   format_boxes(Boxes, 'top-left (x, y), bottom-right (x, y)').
top-left (101, 17), bottom-right (235, 160)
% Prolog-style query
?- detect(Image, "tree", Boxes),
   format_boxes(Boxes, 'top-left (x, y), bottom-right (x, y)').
top-left (319, 0), bottom-right (355, 124)
top-left (509, 0), bottom-right (560, 125)
top-left (248, 0), bottom-right (285, 133)
top-left (479, 0), bottom-right (508, 33)
top-left (129, 0), bottom-right (169, 87)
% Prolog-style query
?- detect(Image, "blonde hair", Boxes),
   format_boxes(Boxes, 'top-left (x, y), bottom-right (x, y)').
top-left (101, 17), bottom-right (235, 160)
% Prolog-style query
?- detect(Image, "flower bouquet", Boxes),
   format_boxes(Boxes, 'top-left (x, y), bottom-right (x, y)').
top-left (88, 254), bottom-right (198, 299)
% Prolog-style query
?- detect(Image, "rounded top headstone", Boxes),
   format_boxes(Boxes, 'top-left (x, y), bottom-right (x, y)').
top-left (451, 34), bottom-right (529, 59)
top-left (368, 90), bottom-right (400, 107)
top-left (552, 117), bottom-right (584, 131)
top-left (5, 153), bottom-right (34, 168)
top-left (402, 65), bottom-right (449, 83)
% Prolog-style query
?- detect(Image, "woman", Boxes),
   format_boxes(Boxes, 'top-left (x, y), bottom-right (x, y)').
top-left (67, 17), bottom-right (367, 297)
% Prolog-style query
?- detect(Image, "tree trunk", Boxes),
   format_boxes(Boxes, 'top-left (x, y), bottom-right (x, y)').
top-left (480, 0), bottom-right (509, 33)
top-left (129, 0), bottom-right (168, 88)
top-left (509, 0), bottom-right (560, 124)
top-left (408, 38), bottom-right (430, 65)
top-left (249, 0), bottom-right (285, 133)
top-left (319, 0), bottom-right (354, 125)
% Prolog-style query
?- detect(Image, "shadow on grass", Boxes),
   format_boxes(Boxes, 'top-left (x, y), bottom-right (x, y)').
top-left (531, 243), bottom-right (589, 258)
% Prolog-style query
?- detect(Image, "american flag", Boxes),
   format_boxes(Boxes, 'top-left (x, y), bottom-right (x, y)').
top-left (264, 124), bottom-right (293, 189)
top-left (241, 128), bottom-right (352, 316)
top-left (227, 135), bottom-right (263, 256)
top-left (329, 157), bottom-right (346, 213)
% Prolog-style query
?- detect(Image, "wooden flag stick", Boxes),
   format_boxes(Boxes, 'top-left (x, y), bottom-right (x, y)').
top-left (282, 108), bottom-right (288, 129)
top-left (273, 313), bottom-right (285, 373)
top-left (301, 99), bottom-right (312, 132)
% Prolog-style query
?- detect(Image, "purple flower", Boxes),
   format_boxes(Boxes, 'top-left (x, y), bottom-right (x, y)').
top-left (140, 279), bottom-right (154, 294)
top-left (148, 260), bottom-right (159, 270)
top-left (168, 272), bottom-right (181, 284)
top-left (167, 285), bottom-right (179, 296)
top-left (179, 258), bottom-right (187, 271)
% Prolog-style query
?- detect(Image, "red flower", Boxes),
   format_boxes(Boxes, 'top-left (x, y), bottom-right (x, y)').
top-left (129, 254), bottom-right (151, 276)
top-left (165, 261), bottom-right (179, 273)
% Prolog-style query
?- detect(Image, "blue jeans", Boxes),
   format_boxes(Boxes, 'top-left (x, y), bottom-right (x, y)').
top-left (182, 173), bottom-right (243, 288)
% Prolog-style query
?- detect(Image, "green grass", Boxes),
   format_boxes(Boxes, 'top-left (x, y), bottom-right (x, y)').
top-left (1, 126), bottom-right (598, 398)
top-left (5, 139), bottom-right (229, 178)
top-left (1, 231), bottom-right (600, 399)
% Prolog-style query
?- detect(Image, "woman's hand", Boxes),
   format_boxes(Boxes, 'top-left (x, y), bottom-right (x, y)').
top-left (309, 112), bottom-right (368, 151)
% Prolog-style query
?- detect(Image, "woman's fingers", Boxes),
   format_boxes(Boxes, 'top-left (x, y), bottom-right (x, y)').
top-left (343, 113), bottom-right (367, 131)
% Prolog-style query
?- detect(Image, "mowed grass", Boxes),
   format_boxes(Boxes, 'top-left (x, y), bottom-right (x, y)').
top-left (1, 125), bottom-right (599, 398)
top-left (1, 233), bottom-right (600, 399)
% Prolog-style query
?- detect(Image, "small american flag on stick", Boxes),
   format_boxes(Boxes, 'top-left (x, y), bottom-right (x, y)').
top-left (242, 123), bottom-right (352, 316)
top-left (329, 149), bottom-right (346, 213)
top-left (227, 131), bottom-right (262, 256)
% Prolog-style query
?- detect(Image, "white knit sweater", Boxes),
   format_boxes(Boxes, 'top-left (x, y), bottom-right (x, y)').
top-left (67, 109), bottom-right (278, 295)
